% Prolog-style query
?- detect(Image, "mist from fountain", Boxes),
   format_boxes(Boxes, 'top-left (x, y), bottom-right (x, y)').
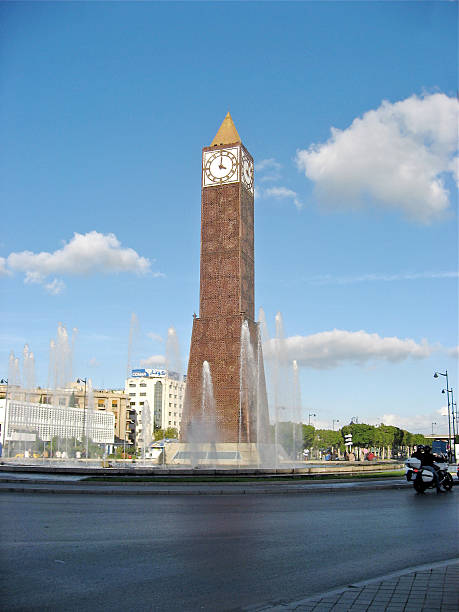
top-left (239, 319), bottom-right (275, 467)
top-left (142, 399), bottom-right (152, 463)
top-left (165, 326), bottom-right (183, 376)
top-left (258, 308), bottom-right (303, 465)
top-left (84, 378), bottom-right (95, 459)
top-left (8, 351), bottom-right (21, 399)
top-left (22, 345), bottom-right (35, 399)
top-left (184, 360), bottom-right (218, 467)
top-left (126, 312), bottom-right (140, 378)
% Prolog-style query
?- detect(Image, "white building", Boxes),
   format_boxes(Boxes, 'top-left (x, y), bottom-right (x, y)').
top-left (2, 399), bottom-right (114, 447)
top-left (125, 368), bottom-right (186, 447)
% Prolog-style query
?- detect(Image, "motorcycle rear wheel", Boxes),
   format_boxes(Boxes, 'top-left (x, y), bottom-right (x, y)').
top-left (442, 473), bottom-right (454, 491)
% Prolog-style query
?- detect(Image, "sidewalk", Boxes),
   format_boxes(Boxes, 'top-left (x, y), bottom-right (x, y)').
top-left (246, 559), bottom-right (459, 611)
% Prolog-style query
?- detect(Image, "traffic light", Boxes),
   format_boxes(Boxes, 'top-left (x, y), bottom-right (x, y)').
top-left (344, 433), bottom-right (353, 446)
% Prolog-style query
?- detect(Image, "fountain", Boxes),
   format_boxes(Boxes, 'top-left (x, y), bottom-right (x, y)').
top-left (2, 323), bottom-right (114, 464)
top-left (165, 326), bottom-right (183, 376)
top-left (141, 399), bottom-right (152, 464)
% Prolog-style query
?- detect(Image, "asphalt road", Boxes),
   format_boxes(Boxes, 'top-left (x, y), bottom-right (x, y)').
top-left (1, 489), bottom-right (457, 611)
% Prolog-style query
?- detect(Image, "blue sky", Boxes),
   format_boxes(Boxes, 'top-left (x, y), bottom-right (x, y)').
top-left (1, 1), bottom-right (457, 435)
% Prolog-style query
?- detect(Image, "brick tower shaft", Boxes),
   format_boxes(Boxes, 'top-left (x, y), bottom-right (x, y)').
top-left (181, 114), bottom-right (268, 444)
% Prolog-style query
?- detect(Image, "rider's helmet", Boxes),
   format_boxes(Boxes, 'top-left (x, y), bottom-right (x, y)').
top-left (416, 445), bottom-right (424, 451)
top-left (424, 445), bottom-right (431, 453)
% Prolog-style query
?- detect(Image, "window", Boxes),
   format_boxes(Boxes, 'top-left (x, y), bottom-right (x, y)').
top-left (129, 393), bottom-right (135, 397)
top-left (112, 401), bottom-right (118, 407)
top-left (129, 384), bottom-right (136, 388)
top-left (140, 383), bottom-right (147, 387)
top-left (140, 402), bottom-right (144, 406)
top-left (140, 393), bottom-right (146, 397)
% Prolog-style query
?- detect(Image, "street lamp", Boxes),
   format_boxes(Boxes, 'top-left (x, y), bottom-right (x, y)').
top-left (431, 422), bottom-right (437, 435)
top-left (332, 419), bottom-right (339, 431)
top-left (1, 378), bottom-right (8, 456)
top-left (450, 390), bottom-right (456, 462)
top-left (77, 378), bottom-right (87, 458)
top-left (434, 371), bottom-right (453, 461)
top-left (452, 398), bottom-right (457, 462)
top-left (308, 413), bottom-right (316, 426)
top-left (443, 387), bottom-right (456, 463)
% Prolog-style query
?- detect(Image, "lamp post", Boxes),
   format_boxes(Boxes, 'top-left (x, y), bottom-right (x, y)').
top-left (434, 371), bottom-right (452, 461)
top-left (445, 387), bottom-right (456, 463)
top-left (308, 413), bottom-right (316, 426)
top-left (431, 422), bottom-right (437, 436)
top-left (1, 378), bottom-right (8, 456)
top-left (452, 398), bottom-right (457, 462)
top-left (332, 419), bottom-right (339, 431)
top-left (450, 389), bottom-right (456, 462)
top-left (77, 378), bottom-right (87, 458)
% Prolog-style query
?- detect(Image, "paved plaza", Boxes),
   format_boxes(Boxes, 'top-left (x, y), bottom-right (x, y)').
top-left (249, 560), bottom-right (459, 611)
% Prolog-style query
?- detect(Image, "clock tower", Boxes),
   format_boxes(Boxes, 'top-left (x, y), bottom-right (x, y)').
top-left (181, 113), bottom-right (269, 445)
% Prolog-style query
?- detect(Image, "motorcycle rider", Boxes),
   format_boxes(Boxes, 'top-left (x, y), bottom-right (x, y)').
top-left (418, 445), bottom-right (444, 493)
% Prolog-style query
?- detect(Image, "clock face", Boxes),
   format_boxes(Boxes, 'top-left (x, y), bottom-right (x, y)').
top-left (203, 147), bottom-right (240, 187)
top-left (241, 152), bottom-right (254, 193)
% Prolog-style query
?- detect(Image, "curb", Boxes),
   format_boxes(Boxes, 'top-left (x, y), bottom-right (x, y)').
top-left (0, 479), bottom-right (418, 496)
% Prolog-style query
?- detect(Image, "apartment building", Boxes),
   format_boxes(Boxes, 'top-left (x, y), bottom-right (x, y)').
top-left (125, 368), bottom-right (186, 447)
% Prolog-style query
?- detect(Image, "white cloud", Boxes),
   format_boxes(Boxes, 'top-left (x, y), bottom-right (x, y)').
top-left (379, 410), bottom-right (449, 436)
top-left (140, 354), bottom-right (166, 367)
top-left (3, 231), bottom-right (160, 293)
top-left (307, 270), bottom-right (459, 285)
top-left (7, 231), bottom-right (152, 277)
top-left (263, 186), bottom-right (303, 211)
top-left (264, 329), bottom-right (432, 369)
top-left (448, 346), bottom-right (459, 358)
top-left (296, 93), bottom-right (458, 223)
top-left (256, 158), bottom-right (282, 182)
top-left (45, 278), bottom-right (66, 295)
top-left (0, 257), bottom-right (8, 276)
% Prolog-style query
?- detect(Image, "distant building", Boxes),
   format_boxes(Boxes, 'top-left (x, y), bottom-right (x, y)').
top-left (125, 369), bottom-right (186, 447)
top-left (3, 399), bottom-right (114, 450)
top-left (0, 383), bottom-right (134, 446)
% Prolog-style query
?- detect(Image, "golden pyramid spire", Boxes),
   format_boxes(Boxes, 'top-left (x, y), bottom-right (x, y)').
top-left (211, 112), bottom-right (241, 146)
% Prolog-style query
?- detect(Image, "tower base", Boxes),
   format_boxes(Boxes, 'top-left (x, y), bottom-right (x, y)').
top-left (165, 442), bottom-right (287, 468)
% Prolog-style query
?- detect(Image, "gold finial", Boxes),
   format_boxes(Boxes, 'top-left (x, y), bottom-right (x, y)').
top-left (211, 112), bottom-right (241, 146)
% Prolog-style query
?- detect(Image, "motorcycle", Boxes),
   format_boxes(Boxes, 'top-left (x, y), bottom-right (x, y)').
top-left (405, 454), bottom-right (454, 493)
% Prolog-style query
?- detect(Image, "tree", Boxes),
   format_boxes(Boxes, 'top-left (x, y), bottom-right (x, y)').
top-left (302, 424), bottom-right (315, 449)
top-left (341, 423), bottom-right (375, 447)
top-left (68, 391), bottom-right (77, 407)
top-left (314, 429), bottom-right (342, 450)
top-left (154, 427), bottom-right (178, 441)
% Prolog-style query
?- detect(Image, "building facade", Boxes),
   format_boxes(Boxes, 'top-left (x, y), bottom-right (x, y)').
top-left (125, 368), bottom-right (186, 447)
top-left (0, 383), bottom-right (134, 446)
top-left (3, 399), bottom-right (114, 448)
